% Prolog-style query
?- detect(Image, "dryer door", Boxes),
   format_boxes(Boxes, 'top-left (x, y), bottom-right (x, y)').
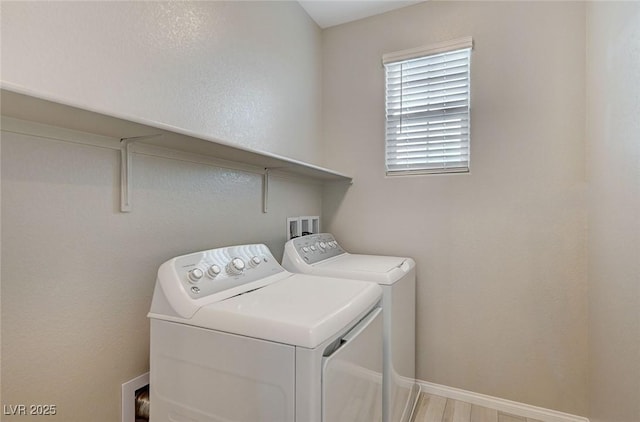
top-left (322, 307), bottom-right (383, 422)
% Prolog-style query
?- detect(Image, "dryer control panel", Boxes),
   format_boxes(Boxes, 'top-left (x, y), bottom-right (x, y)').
top-left (289, 233), bottom-right (346, 265)
top-left (166, 244), bottom-right (285, 300)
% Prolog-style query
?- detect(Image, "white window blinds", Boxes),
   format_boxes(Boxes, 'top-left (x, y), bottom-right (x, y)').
top-left (384, 37), bottom-right (472, 175)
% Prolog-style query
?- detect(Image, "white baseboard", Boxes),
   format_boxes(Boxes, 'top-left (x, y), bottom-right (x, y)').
top-left (417, 380), bottom-right (589, 422)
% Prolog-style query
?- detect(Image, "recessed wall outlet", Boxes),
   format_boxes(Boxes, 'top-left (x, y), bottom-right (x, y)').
top-left (287, 217), bottom-right (300, 240)
top-left (311, 217), bottom-right (320, 234)
top-left (287, 216), bottom-right (319, 240)
top-left (122, 372), bottom-right (149, 422)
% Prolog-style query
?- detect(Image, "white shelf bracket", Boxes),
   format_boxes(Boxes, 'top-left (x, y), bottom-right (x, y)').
top-left (120, 138), bottom-right (134, 213)
top-left (120, 134), bottom-right (162, 213)
top-left (262, 168), bottom-right (270, 214)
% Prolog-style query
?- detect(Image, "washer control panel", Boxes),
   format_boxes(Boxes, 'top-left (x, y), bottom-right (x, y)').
top-left (290, 233), bottom-right (345, 265)
top-left (171, 244), bottom-right (284, 299)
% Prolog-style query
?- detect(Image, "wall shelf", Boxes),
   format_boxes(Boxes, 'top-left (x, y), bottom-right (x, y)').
top-left (1, 86), bottom-right (352, 212)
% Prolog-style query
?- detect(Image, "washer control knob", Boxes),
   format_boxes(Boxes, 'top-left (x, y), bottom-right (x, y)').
top-left (318, 241), bottom-right (327, 250)
top-left (302, 246), bottom-right (310, 253)
top-left (188, 268), bottom-right (204, 283)
top-left (310, 245), bottom-right (317, 251)
top-left (227, 258), bottom-right (245, 275)
top-left (248, 256), bottom-right (262, 268)
top-left (207, 264), bottom-right (221, 278)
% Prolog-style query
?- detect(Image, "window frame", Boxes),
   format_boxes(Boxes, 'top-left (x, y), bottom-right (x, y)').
top-left (383, 37), bottom-right (473, 176)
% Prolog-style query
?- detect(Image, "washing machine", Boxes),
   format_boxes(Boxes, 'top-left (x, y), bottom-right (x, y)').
top-left (148, 243), bottom-right (383, 422)
top-left (282, 233), bottom-right (417, 422)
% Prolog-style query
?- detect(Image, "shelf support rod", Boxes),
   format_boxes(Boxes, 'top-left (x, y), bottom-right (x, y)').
top-left (120, 134), bottom-right (162, 213)
top-left (120, 138), bottom-right (134, 213)
top-left (262, 168), bottom-right (270, 214)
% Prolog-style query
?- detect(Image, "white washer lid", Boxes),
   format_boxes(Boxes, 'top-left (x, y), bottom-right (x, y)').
top-left (313, 253), bottom-right (415, 285)
top-left (188, 273), bottom-right (382, 349)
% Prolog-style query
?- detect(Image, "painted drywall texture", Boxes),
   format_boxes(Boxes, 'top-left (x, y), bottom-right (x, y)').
top-left (0, 1), bottom-right (323, 163)
top-left (1, 2), bottom-right (324, 421)
top-left (586, 2), bottom-right (640, 422)
top-left (322, 1), bottom-right (588, 415)
top-left (1, 131), bottom-right (323, 422)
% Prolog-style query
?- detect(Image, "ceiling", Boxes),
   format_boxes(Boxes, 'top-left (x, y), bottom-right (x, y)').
top-left (298, 0), bottom-right (425, 29)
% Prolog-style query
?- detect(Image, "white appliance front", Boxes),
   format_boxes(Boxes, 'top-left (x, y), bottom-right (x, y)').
top-left (282, 234), bottom-right (418, 422)
top-left (148, 244), bottom-right (383, 422)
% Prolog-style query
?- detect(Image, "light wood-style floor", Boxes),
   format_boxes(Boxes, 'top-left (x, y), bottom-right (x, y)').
top-left (411, 393), bottom-right (544, 422)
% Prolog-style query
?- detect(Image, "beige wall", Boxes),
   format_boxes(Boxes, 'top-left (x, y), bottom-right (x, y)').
top-left (0, 1), bottom-right (322, 163)
top-left (586, 2), bottom-right (640, 422)
top-left (1, 2), bottom-right (323, 421)
top-left (4, 2), bottom-right (639, 421)
top-left (322, 1), bottom-right (588, 415)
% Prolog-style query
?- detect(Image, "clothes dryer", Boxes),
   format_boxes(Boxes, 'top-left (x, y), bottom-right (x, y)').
top-left (149, 244), bottom-right (383, 422)
top-left (283, 233), bottom-right (417, 422)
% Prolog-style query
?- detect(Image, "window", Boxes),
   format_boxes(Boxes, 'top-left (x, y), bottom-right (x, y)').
top-left (383, 37), bottom-right (473, 175)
